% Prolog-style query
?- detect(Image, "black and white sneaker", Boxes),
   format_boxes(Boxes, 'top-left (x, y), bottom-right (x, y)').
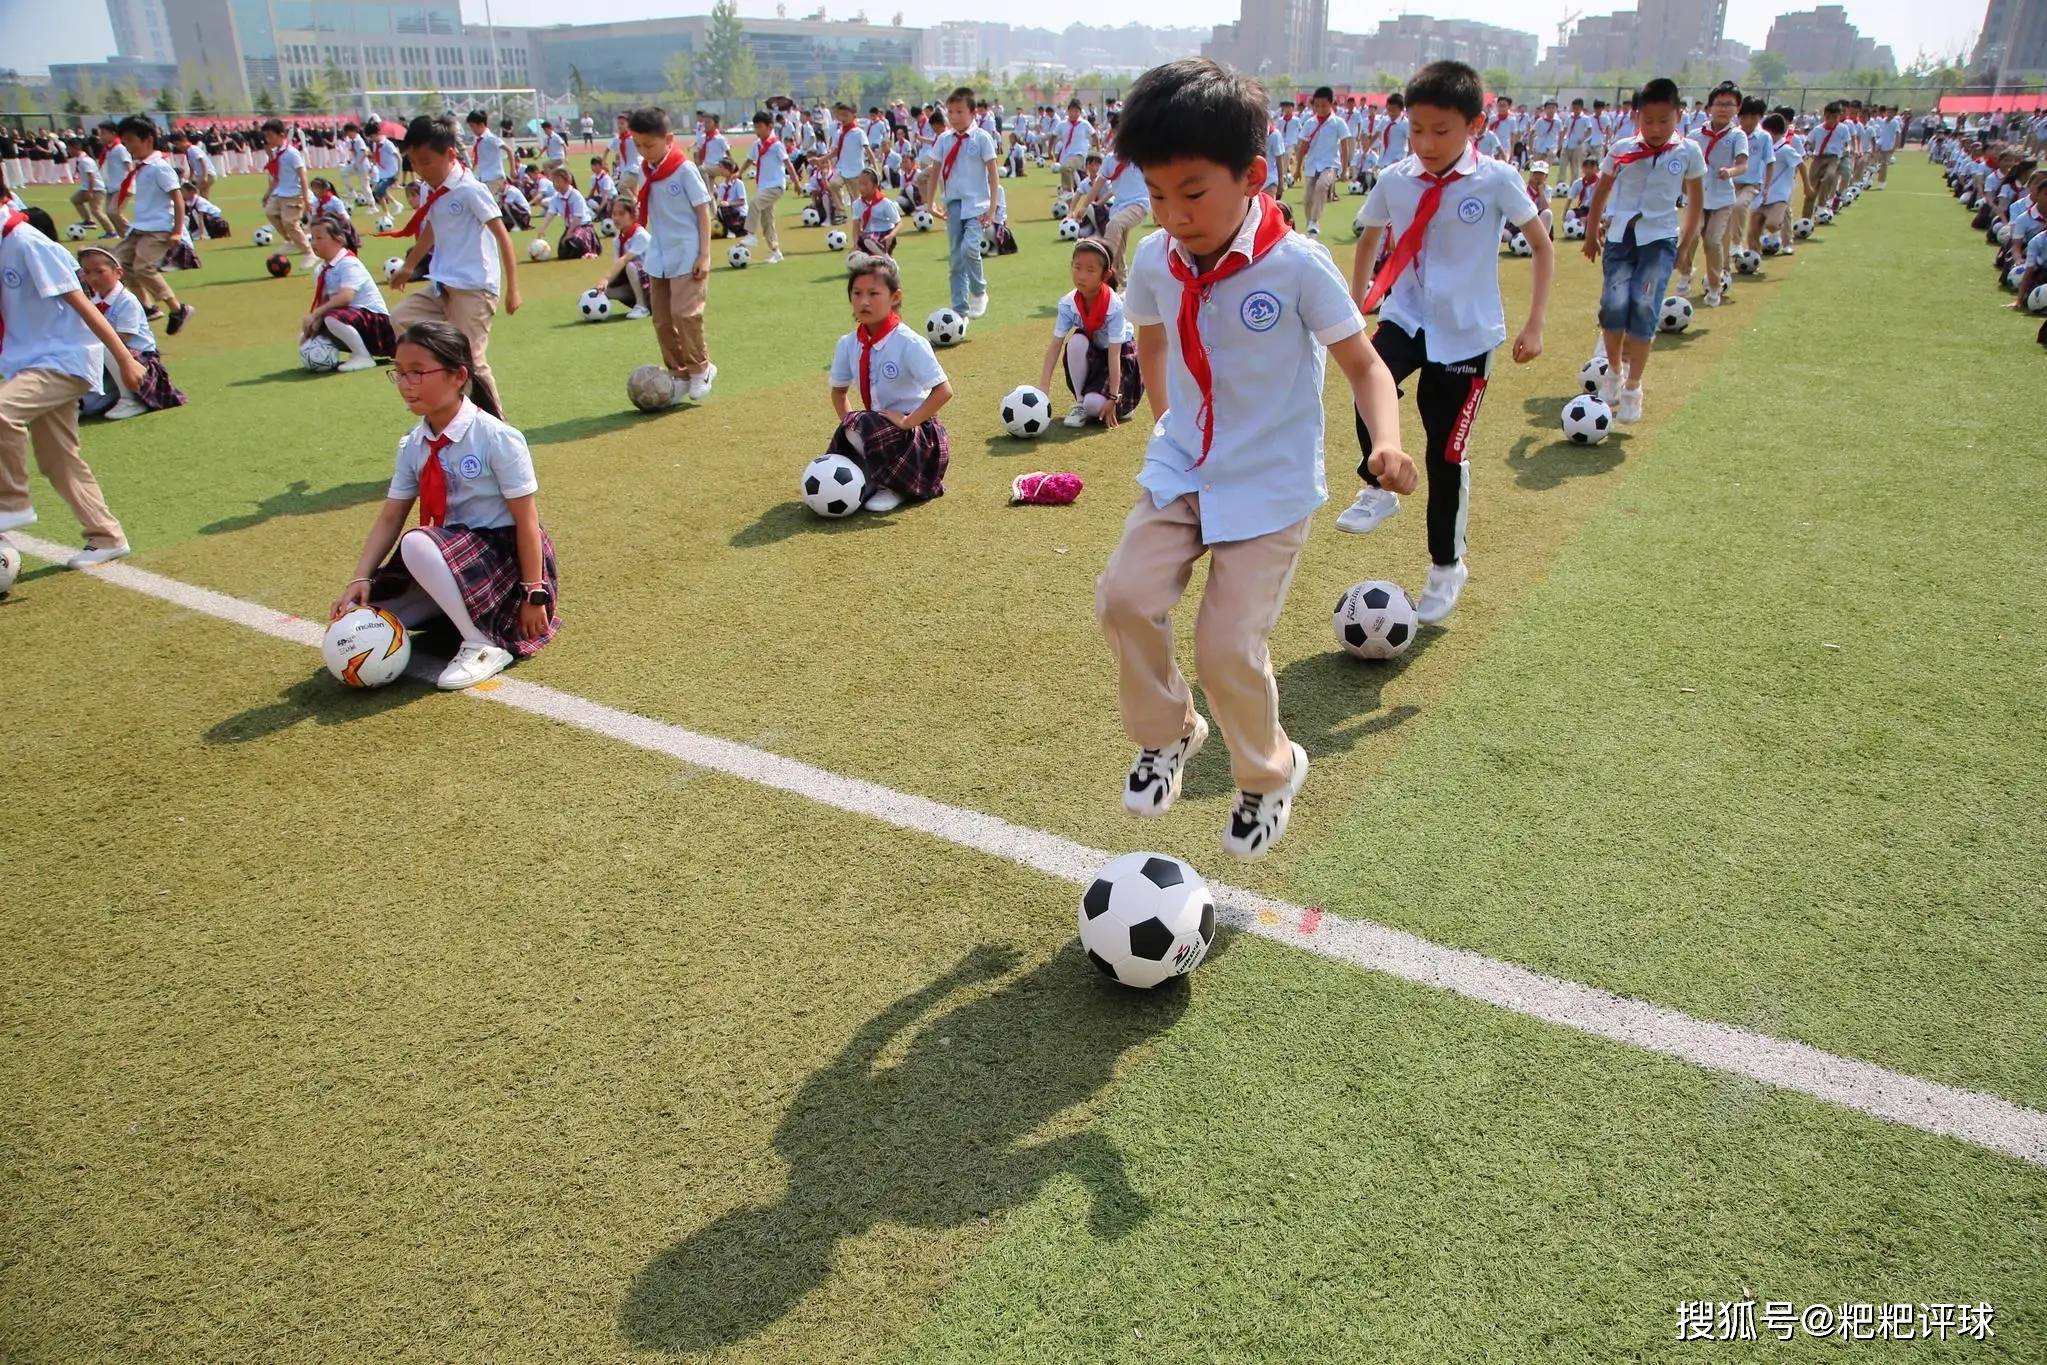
top-left (1122, 715), bottom-right (1209, 816)
top-left (1221, 742), bottom-right (1309, 861)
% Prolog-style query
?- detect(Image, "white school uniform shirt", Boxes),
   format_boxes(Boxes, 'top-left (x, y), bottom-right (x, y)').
top-left (1264, 124), bottom-right (1287, 187)
top-left (1350, 109), bottom-right (1380, 147)
top-left (123, 153), bottom-right (181, 233)
top-left (387, 401), bottom-right (538, 532)
top-left (1561, 113), bottom-right (1593, 153)
top-left (1362, 147), bottom-right (1535, 364)
top-left (502, 183), bottom-right (531, 215)
top-left (544, 131), bottom-right (566, 160)
top-left (1053, 286), bottom-right (1133, 346)
top-left (1733, 128), bottom-right (1769, 186)
top-left (752, 136), bottom-right (788, 191)
top-left (1870, 116), bottom-right (1899, 152)
top-left (590, 170), bottom-right (616, 201)
top-left (1486, 111), bottom-right (1521, 147)
top-left (373, 139), bottom-right (402, 180)
top-left (828, 123), bottom-right (869, 180)
top-left (922, 127), bottom-right (997, 216)
top-left (1378, 116), bottom-right (1409, 166)
top-left (419, 164), bottom-right (505, 295)
top-left (1055, 116), bottom-right (1094, 162)
top-left (1807, 121), bottom-right (1851, 160)
top-left (718, 178), bottom-right (747, 211)
top-left (473, 131), bottom-right (506, 181)
top-left (1529, 114), bottom-right (1559, 154)
top-left (856, 192), bottom-right (901, 236)
top-left (1475, 129), bottom-right (1506, 161)
top-left (95, 284), bottom-right (155, 353)
top-left (73, 153), bottom-right (103, 191)
top-left (558, 186), bottom-right (592, 226)
top-left (100, 142), bottom-right (133, 192)
top-left (828, 322), bottom-right (947, 414)
top-left (617, 135), bottom-right (643, 176)
top-left (616, 223), bottom-right (651, 262)
top-left (697, 131), bottom-right (730, 167)
top-left (1296, 112), bottom-right (1348, 176)
top-left (186, 143), bottom-right (214, 179)
top-left (1762, 138), bottom-right (1802, 206)
top-left (1689, 123), bottom-right (1750, 210)
top-left (0, 220), bottom-right (103, 384)
top-left (2027, 230), bottom-right (2047, 271)
top-left (1121, 198), bottom-right (1364, 544)
top-left (344, 132), bottom-right (368, 169)
top-left (1100, 155), bottom-right (1148, 214)
top-left (317, 250), bottom-right (389, 316)
top-left (641, 157), bottom-right (713, 279)
top-left (866, 117), bottom-right (891, 148)
top-left (270, 144), bottom-right (306, 198)
top-left (1598, 135), bottom-right (1708, 244)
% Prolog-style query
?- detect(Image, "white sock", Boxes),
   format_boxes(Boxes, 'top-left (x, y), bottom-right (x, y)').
top-left (1063, 333), bottom-right (1091, 398)
top-left (842, 421), bottom-right (867, 456)
top-left (1081, 392), bottom-right (1109, 419)
top-left (399, 529), bottom-right (489, 645)
top-left (324, 317), bottom-right (371, 362)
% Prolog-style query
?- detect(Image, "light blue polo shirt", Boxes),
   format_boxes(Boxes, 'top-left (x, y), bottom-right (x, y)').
top-left (1297, 112), bottom-right (1348, 176)
top-left (1733, 127), bottom-right (1769, 186)
top-left (0, 221), bottom-right (104, 384)
top-left (920, 127), bottom-right (997, 216)
top-left (1361, 147), bottom-right (1537, 364)
top-left (1689, 124), bottom-right (1750, 210)
top-left (1599, 135), bottom-right (1708, 244)
top-left (1121, 199), bottom-right (1365, 545)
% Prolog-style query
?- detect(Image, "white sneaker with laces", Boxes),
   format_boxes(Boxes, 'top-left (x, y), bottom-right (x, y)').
top-left (625, 305), bottom-right (651, 319)
top-left (1123, 715), bottom-right (1209, 817)
top-left (337, 355), bottom-right (377, 373)
top-left (1415, 559), bottom-right (1468, 624)
top-left (1062, 404), bottom-right (1087, 428)
top-left (687, 362), bottom-right (718, 400)
top-left (965, 292), bottom-right (988, 318)
top-left (436, 640), bottom-right (514, 690)
top-left (0, 508), bottom-right (37, 533)
top-left (1702, 290), bottom-right (1722, 307)
top-left (1334, 487), bottom-right (1401, 534)
top-left (864, 487), bottom-right (905, 513)
top-left (104, 397), bottom-right (148, 421)
top-left (1221, 741), bottom-right (1308, 861)
top-left (1616, 386), bottom-right (1644, 423)
top-left (1675, 271), bottom-right (1692, 296)
top-left (66, 542), bottom-right (131, 568)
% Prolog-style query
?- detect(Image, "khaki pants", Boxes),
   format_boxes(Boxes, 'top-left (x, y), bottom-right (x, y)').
top-left (1303, 169), bottom-right (1337, 230)
top-left (1730, 183), bottom-right (1761, 248)
top-left (1876, 148), bottom-right (1893, 184)
top-left (70, 187), bottom-right (114, 234)
top-left (391, 286), bottom-right (502, 413)
top-left (1095, 493), bottom-right (1311, 793)
top-left (1757, 200), bottom-right (1790, 243)
top-left (1059, 156), bottom-right (1086, 194)
top-left (1680, 204), bottom-right (1733, 284)
top-left (746, 185), bottom-right (782, 253)
top-left (114, 231), bottom-right (179, 311)
top-left (265, 193), bottom-right (311, 255)
top-left (0, 370), bottom-right (124, 549)
top-left (649, 274), bottom-right (708, 377)
top-left (1802, 156), bottom-right (1840, 219)
top-left (1100, 200), bottom-right (1148, 278)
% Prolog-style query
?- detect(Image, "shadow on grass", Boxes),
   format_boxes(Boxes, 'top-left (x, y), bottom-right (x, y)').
top-left (979, 419), bottom-right (1106, 460)
top-left (1505, 431), bottom-right (1628, 489)
top-left (0, 560), bottom-right (66, 601)
top-left (200, 478), bottom-right (390, 535)
top-left (204, 667), bottom-right (429, 744)
top-left (619, 940), bottom-right (1202, 1353)
top-left (226, 367), bottom-right (326, 388)
top-left (728, 499), bottom-right (903, 547)
top-left (520, 409), bottom-right (659, 447)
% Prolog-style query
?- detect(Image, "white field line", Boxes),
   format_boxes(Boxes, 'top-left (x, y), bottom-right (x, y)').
top-left (17, 532), bottom-right (2047, 1169)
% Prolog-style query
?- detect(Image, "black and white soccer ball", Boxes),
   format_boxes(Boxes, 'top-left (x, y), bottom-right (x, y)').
top-left (528, 238), bottom-right (552, 262)
top-left (64, 222), bottom-right (89, 241)
top-left (578, 288), bottom-right (611, 321)
top-left (1578, 356), bottom-right (1610, 394)
top-left (599, 217), bottom-right (618, 237)
top-left (1079, 852), bottom-right (1217, 990)
top-left (1815, 205), bottom-right (1835, 225)
top-left (1001, 384), bottom-right (1050, 438)
top-left (298, 336), bottom-right (342, 372)
top-left (2004, 264), bottom-right (2026, 292)
top-left (1561, 395), bottom-right (1612, 445)
top-left (1759, 233), bottom-right (1783, 255)
top-left (1057, 217), bottom-right (1082, 241)
top-left (375, 214), bottom-right (395, 233)
top-left (1562, 216), bottom-right (1585, 240)
top-left (1507, 231), bottom-right (1533, 257)
top-left (727, 242), bottom-right (751, 268)
top-left (351, 190), bottom-right (371, 207)
top-left (1051, 198), bottom-right (1069, 220)
top-left (0, 542), bottom-right (18, 595)
top-left (2029, 283), bottom-right (2047, 315)
top-left (1733, 247), bottom-right (1761, 274)
top-left (912, 207), bottom-right (935, 231)
top-left (1792, 217), bottom-right (1814, 240)
top-left (252, 224), bottom-right (276, 246)
top-left (382, 256), bottom-right (406, 282)
top-left (925, 307), bottom-right (965, 346)
top-left (825, 228), bottom-right (848, 250)
top-left (1348, 178), bottom-right (1365, 195)
top-left (1658, 296), bottom-right (1692, 332)
top-left (1332, 579), bottom-right (1418, 660)
top-left (800, 206), bottom-right (822, 227)
top-left (801, 453), bottom-right (865, 517)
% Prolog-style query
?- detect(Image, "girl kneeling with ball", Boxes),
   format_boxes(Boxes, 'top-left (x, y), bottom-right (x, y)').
top-left (824, 255), bottom-right (954, 513)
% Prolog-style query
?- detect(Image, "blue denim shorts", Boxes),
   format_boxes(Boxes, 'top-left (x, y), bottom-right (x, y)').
top-left (1599, 222), bottom-right (1679, 340)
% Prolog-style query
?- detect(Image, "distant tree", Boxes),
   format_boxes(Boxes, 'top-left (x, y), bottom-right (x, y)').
top-left (832, 72), bottom-right (864, 115)
top-left (322, 60), bottom-right (351, 108)
top-left (803, 71), bottom-right (828, 106)
top-left (253, 86), bottom-right (280, 115)
top-left (663, 51), bottom-right (696, 107)
top-left (568, 63), bottom-right (589, 108)
top-left (102, 82), bottom-right (136, 113)
top-left (290, 82), bottom-right (319, 113)
top-left (1482, 66), bottom-right (1516, 95)
top-left (1746, 50), bottom-right (1791, 90)
top-left (63, 91), bottom-right (91, 117)
top-left (695, 0), bottom-right (760, 101)
top-left (155, 86), bottom-right (181, 113)
top-left (763, 66), bottom-right (792, 102)
top-left (187, 86), bottom-right (213, 114)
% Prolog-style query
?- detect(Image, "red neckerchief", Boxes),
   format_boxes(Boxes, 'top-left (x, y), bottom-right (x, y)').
top-left (265, 146), bottom-right (283, 192)
top-left (1490, 110), bottom-right (1509, 131)
top-left (1380, 119), bottom-right (1395, 151)
top-left (97, 143), bottom-right (111, 167)
top-left (860, 189), bottom-right (886, 232)
top-left (0, 212), bottom-right (28, 353)
top-left (616, 222), bottom-right (636, 258)
top-left (1612, 137), bottom-right (1676, 170)
top-left (856, 311), bottom-right (900, 411)
top-left (940, 126), bottom-right (974, 180)
top-left (1361, 111), bottom-right (1379, 138)
top-left (753, 133), bottom-right (778, 182)
top-left (1072, 285), bottom-right (1111, 339)
top-left (637, 142), bottom-right (685, 227)
top-left (378, 172), bottom-right (453, 238)
top-left (1815, 123), bottom-right (1842, 157)
top-left (1062, 113), bottom-right (1083, 157)
top-left (1165, 194), bottom-right (1290, 463)
top-left (114, 151), bottom-right (160, 212)
top-left (831, 121), bottom-right (855, 165)
top-left (1361, 148), bottom-right (1471, 316)
top-left (1311, 111), bottom-right (1333, 148)
top-left (418, 429), bottom-right (451, 528)
top-left (315, 188), bottom-right (338, 217)
top-left (1697, 123), bottom-right (1735, 164)
top-left (1567, 114), bottom-right (1583, 143)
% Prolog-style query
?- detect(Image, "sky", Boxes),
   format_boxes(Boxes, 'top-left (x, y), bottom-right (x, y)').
top-left (0, 0), bottom-right (1984, 78)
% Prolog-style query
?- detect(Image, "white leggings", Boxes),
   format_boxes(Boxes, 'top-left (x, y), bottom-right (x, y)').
top-left (1063, 333), bottom-right (1109, 418)
top-left (385, 529), bottom-right (487, 644)
top-left (323, 315), bottom-right (370, 360)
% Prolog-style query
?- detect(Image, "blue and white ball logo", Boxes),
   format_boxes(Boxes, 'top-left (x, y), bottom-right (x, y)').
top-left (1240, 290), bottom-right (1281, 332)
top-left (881, 360), bottom-right (901, 379)
top-left (1456, 195), bottom-right (1485, 223)
top-left (457, 453), bottom-right (484, 479)
top-left (1668, 158), bottom-right (1685, 174)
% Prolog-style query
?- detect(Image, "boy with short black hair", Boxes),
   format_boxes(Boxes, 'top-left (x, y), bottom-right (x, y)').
top-left (111, 116), bottom-right (195, 334)
top-left (1293, 86), bottom-right (1352, 238)
top-left (1054, 98), bottom-right (1095, 193)
top-left (1674, 81), bottom-right (1749, 307)
top-left (1803, 101), bottom-right (1850, 219)
top-left (627, 106), bottom-right (716, 401)
top-left (1340, 60), bottom-right (1549, 626)
top-left (260, 117), bottom-right (316, 270)
top-left (1729, 96), bottom-right (1769, 251)
top-left (467, 109), bottom-right (506, 194)
top-left (1579, 77), bottom-right (1705, 425)
top-left (96, 122), bottom-right (132, 234)
top-left (917, 86), bottom-right (1000, 322)
top-left (741, 110), bottom-right (788, 262)
top-left (1096, 58), bottom-right (1414, 860)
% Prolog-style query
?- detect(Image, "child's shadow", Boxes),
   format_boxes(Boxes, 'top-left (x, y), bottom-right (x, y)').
top-left (980, 421), bottom-right (1099, 460)
top-left (204, 668), bottom-right (429, 744)
top-left (618, 940), bottom-right (1203, 1353)
top-left (226, 368), bottom-right (326, 388)
top-left (200, 478), bottom-right (389, 535)
top-left (1182, 639), bottom-right (1433, 800)
top-left (728, 500), bottom-right (900, 548)
top-left (1509, 395), bottom-right (1630, 489)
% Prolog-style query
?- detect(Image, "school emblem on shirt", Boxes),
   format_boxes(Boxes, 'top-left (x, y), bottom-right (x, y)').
top-left (457, 453), bottom-right (484, 479)
top-left (881, 360), bottom-right (901, 379)
top-left (1240, 290), bottom-right (1281, 332)
top-left (668, 180), bottom-right (684, 195)
top-left (1456, 195), bottom-right (1485, 223)
top-left (1669, 158), bottom-right (1685, 174)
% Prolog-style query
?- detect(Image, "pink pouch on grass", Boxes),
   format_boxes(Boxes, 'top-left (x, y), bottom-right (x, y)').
top-left (1011, 472), bottom-right (1083, 505)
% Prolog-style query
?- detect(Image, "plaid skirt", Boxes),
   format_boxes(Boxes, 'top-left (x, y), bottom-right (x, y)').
top-left (1065, 339), bottom-right (1142, 419)
top-left (604, 267), bottom-right (651, 304)
top-left (559, 223), bottom-right (600, 259)
top-left (503, 200), bottom-right (532, 230)
top-left (195, 210), bottom-right (230, 239)
top-left (327, 306), bottom-right (396, 357)
top-left (827, 411), bottom-right (950, 503)
top-left (716, 204), bottom-right (748, 237)
top-left (135, 350), bottom-right (188, 411)
top-left (164, 239), bottom-right (201, 271)
top-left (368, 523), bottom-right (561, 659)
top-left (856, 230), bottom-right (895, 257)
top-left (988, 221), bottom-right (1019, 256)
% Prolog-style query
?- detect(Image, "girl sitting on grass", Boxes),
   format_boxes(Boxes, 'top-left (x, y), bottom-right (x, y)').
top-left (594, 196), bottom-right (653, 319)
top-left (77, 246), bottom-right (186, 419)
top-left (1035, 236), bottom-right (1138, 430)
top-left (824, 255), bottom-right (953, 514)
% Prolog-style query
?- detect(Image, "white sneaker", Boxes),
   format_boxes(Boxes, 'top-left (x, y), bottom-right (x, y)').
top-left (1702, 291), bottom-right (1722, 307)
top-left (1308, 223), bottom-right (1321, 237)
top-left (1334, 486), bottom-right (1401, 534)
top-left (1616, 386), bottom-right (1644, 423)
top-left (764, 251), bottom-right (784, 264)
top-left (1123, 715), bottom-right (1209, 817)
top-left (337, 355), bottom-right (377, 373)
top-left (665, 374), bottom-right (689, 407)
top-left (741, 233), bottom-right (758, 246)
top-left (1062, 404), bottom-right (1087, 428)
top-left (687, 362), bottom-right (717, 401)
top-left (1596, 369), bottom-right (1621, 405)
top-left (300, 255), bottom-right (318, 272)
top-left (1221, 741), bottom-right (1307, 861)
top-left (864, 487), bottom-right (905, 513)
top-left (0, 508), bottom-right (37, 533)
top-left (1415, 560), bottom-right (1468, 624)
top-left (624, 305), bottom-right (651, 319)
top-left (1674, 271), bottom-right (1692, 296)
top-left (436, 640), bottom-right (514, 690)
top-left (66, 542), bottom-right (131, 568)
top-left (965, 292), bottom-right (988, 318)
top-left (104, 397), bottom-right (148, 420)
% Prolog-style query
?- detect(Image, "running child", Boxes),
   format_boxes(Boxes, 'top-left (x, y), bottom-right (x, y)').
top-left (826, 103), bottom-right (869, 221)
top-left (1293, 86), bottom-right (1352, 238)
top-left (594, 196), bottom-right (652, 318)
top-left (77, 246), bottom-right (186, 418)
top-left (741, 111), bottom-right (788, 261)
top-left (1054, 98), bottom-right (1095, 193)
top-left (303, 218), bottom-right (396, 372)
top-left (1729, 96), bottom-right (1768, 253)
top-left (67, 138), bottom-right (113, 236)
top-left (260, 117), bottom-right (316, 270)
top-left (1036, 235), bottom-right (1142, 429)
top-left (369, 123), bottom-right (403, 211)
top-left (628, 107), bottom-right (716, 402)
top-left (111, 116), bottom-right (195, 335)
top-left (824, 254), bottom-right (953, 514)
top-left (918, 86), bottom-right (1000, 322)
top-left (96, 122), bottom-right (131, 235)
top-left (468, 110), bottom-right (507, 193)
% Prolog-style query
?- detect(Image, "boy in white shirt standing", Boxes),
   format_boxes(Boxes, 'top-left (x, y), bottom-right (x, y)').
top-left (1054, 99), bottom-right (1095, 194)
top-left (1673, 81), bottom-right (1749, 307)
top-left (467, 110), bottom-right (507, 195)
top-left (918, 86), bottom-right (1000, 322)
top-left (96, 123), bottom-right (132, 235)
top-left (1293, 86), bottom-right (1352, 238)
top-left (826, 103), bottom-right (869, 222)
top-left (741, 110), bottom-right (788, 263)
top-left (628, 107), bottom-right (717, 402)
top-left (1340, 61), bottom-right (1550, 626)
top-left (111, 117), bottom-right (195, 335)
top-left (541, 121), bottom-right (567, 170)
top-left (67, 138), bottom-right (115, 237)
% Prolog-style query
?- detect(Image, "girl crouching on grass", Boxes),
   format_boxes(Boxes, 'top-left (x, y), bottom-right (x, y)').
top-left (595, 196), bottom-right (652, 318)
top-left (1036, 236), bottom-right (1138, 429)
top-left (825, 255), bottom-right (953, 514)
top-left (77, 246), bottom-right (187, 419)
top-left (332, 321), bottom-right (559, 690)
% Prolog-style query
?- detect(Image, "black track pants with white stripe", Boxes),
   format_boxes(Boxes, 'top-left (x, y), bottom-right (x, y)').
top-left (1354, 320), bottom-right (1491, 567)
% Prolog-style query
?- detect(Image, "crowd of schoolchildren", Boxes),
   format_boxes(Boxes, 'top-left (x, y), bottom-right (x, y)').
top-left (4, 60), bottom-right (1953, 857)
top-left (1928, 112), bottom-right (2047, 343)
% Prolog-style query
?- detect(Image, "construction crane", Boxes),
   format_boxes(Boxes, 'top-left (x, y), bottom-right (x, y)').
top-left (1557, 7), bottom-right (1583, 50)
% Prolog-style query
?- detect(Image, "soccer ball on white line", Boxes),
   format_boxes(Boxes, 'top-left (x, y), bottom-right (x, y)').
top-left (298, 336), bottom-right (342, 372)
top-left (1658, 296), bottom-right (1693, 332)
top-left (1333, 579), bottom-right (1418, 660)
top-left (65, 222), bottom-right (89, 241)
top-left (1561, 395), bottom-right (1613, 445)
top-left (1001, 384), bottom-right (1050, 438)
top-left (578, 288), bottom-right (612, 321)
top-left (925, 307), bottom-right (966, 346)
top-left (1792, 217), bottom-right (1815, 240)
top-left (383, 256), bottom-right (407, 282)
top-left (1578, 356), bottom-right (1610, 394)
top-left (627, 364), bottom-right (677, 412)
top-left (528, 238), bottom-right (552, 262)
top-left (800, 206), bottom-right (823, 227)
top-left (912, 208), bottom-right (935, 231)
top-left (801, 453), bottom-right (865, 517)
top-left (1057, 217), bottom-right (1082, 241)
top-left (252, 225), bottom-right (276, 246)
top-left (728, 242), bottom-right (752, 268)
top-left (825, 228), bottom-right (848, 250)
top-left (0, 541), bottom-right (19, 595)
top-left (1079, 852), bottom-right (1217, 990)
top-left (322, 607), bottom-right (411, 688)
